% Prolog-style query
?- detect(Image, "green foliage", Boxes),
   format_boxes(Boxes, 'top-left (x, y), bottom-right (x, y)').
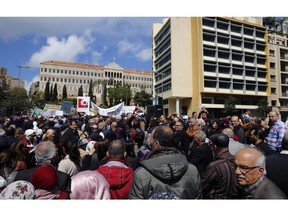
top-left (44, 81), bottom-right (50, 101)
top-left (257, 98), bottom-right (271, 119)
top-left (78, 85), bottom-right (83, 96)
top-left (88, 79), bottom-right (93, 101)
top-left (223, 96), bottom-right (238, 116)
top-left (108, 84), bottom-right (132, 106)
top-left (0, 87), bottom-right (32, 115)
top-left (62, 85), bottom-right (67, 100)
top-left (133, 90), bottom-right (152, 107)
top-left (52, 83), bottom-right (58, 102)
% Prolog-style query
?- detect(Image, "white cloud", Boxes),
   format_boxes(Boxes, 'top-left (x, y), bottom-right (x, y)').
top-left (117, 39), bottom-right (151, 61)
top-left (24, 74), bottom-right (40, 92)
top-left (136, 48), bottom-right (152, 61)
top-left (27, 30), bottom-right (95, 67)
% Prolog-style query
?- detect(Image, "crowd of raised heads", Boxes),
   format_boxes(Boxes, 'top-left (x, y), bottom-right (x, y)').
top-left (0, 107), bottom-right (288, 199)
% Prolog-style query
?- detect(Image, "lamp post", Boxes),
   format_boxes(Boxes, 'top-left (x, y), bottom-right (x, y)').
top-left (16, 65), bottom-right (30, 87)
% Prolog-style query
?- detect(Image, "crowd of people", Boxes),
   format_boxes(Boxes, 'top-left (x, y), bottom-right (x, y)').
top-left (0, 107), bottom-right (288, 199)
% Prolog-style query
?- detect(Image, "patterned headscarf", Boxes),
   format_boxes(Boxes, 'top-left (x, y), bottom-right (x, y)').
top-left (0, 180), bottom-right (35, 199)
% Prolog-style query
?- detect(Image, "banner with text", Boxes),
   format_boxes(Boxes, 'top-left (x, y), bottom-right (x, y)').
top-left (91, 102), bottom-right (124, 116)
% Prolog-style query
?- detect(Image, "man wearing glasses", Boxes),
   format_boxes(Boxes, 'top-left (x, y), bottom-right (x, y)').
top-left (235, 147), bottom-right (286, 199)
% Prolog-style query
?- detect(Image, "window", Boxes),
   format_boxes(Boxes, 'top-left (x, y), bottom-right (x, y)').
top-left (269, 50), bottom-right (275, 57)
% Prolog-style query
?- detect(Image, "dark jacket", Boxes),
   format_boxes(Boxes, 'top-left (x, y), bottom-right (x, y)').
top-left (175, 129), bottom-right (190, 156)
top-left (187, 143), bottom-right (213, 177)
top-left (14, 165), bottom-right (71, 192)
top-left (129, 147), bottom-right (202, 199)
top-left (266, 153), bottom-right (288, 198)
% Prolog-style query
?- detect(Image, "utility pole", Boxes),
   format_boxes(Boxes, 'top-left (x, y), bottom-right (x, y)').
top-left (16, 65), bottom-right (30, 87)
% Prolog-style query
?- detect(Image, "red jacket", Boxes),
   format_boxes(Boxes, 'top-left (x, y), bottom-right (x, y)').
top-left (97, 159), bottom-right (133, 199)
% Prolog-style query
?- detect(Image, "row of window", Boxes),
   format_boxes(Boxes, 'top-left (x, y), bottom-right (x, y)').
top-left (41, 67), bottom-right (103, 77)
top-left (202, 17), bottom-right (266, 39)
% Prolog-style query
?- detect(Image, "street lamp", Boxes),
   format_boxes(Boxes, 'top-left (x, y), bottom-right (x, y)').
top-left (17, 65), bottom-right (30, 87)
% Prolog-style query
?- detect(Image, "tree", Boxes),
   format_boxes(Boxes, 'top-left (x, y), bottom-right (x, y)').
top-left (44, 81), bottom-right (50, 101)
top-left (263, 17), bottom-right (277, 31)
top-left (50, 85), bottom-right (53, 101)
top-left (223, 96), bottom-right (237, 116)
top-left (78, 85), bottom-right (83, 96)
top-left (88, 79), bottom-right (94, 102)
top-left (30, 91), bottom-right (45, 109)
top-left (52, 83), bottom-right (58, 101)
top-left (62, 85), bottom-right (67, 100)
top-left (3, 87), bottom-right (32, 114)
top-left (133, 90), bottom-right (152, 107)
top-left (257, 98), bottom-right (271, 119)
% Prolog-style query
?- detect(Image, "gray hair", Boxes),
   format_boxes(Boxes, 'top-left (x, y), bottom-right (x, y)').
top-left (253, 149), bottom-right (267, 175)
top-left (194, 130), bottom-right (206, 142)
top-left (34, 141), bottom-right (57, 165)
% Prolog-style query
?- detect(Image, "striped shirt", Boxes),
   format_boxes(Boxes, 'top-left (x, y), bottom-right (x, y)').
top-left (201, 150), bottom-right (239, 199)
top-left (266, 120), bottom-right (288, 151)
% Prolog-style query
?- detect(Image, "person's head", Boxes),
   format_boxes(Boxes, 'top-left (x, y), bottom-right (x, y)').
top-left (14, 127), bottom-right (24, 138)
top-left (231, 115), bottom-right (240, 127)
top-left (149, 125), bottom-right (176, 149)
top-left (159, 115), bottom-right (167, 123)
top-left (32, 165), bottom-right (58, 191)
top-left (209, 133), bottom-right (229, 155)
top-left (269, 111), bottom-right (280, 123)
top-left (221, 128), bottom-right (234, 139)
top-left (34, 141), bottom-right (58, 166)
top-left (250, 128), bottom-right (265, 145)
top-left (94, 139), bottom-right (110, 160)
top-left (188, 117), bottom-right (198, 128)
top-left (70, 170), bottom-right (110, 199)
top-left (0, 149), bottom-right (18, 179)
top-left (24, 129), bottom-right (36, 142)
top-left (110, 121), bottom-right (118, 130)
top-left (173, 120), bottom-right (184, 132)
top-left (192, 111), bottom-right (197, 118)
top-left (0, 180), bottom-right (35, 200)
top-left (193, 130), bottom-right (206, 145)
top-left (97, 121), bottom-right (106, 131)
top-left (235, 148), bottom-right (266, 187)
top-left (107, 139), bottom-right (126, 159)
top-left (69, 119), bottom-right (78, 132)
top-left (281, 132), bottom-right (288, 151)
top-left (251, 116), bottom-right (262, 126)
top-left (46, 129), bottom-right (55, 140)
top-left (10, 141), bottom-right (32, 169)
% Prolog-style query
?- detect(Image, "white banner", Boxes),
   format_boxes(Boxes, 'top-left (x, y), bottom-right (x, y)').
top-left (91, 102), bottom-right (124, 116)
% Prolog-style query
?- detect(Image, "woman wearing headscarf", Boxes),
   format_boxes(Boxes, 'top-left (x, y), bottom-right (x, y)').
top-left (32, 165), bottom-right (69, 199)
top-left (70, 170), bottom-right (110, 199)
top-left (0, 180), bottom-right (35, 199)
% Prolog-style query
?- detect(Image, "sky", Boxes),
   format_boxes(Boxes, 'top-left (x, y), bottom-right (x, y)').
top-left (1, 0), bottom-right (276, 92)
top-left (0, 17), bottom-right (165, 91)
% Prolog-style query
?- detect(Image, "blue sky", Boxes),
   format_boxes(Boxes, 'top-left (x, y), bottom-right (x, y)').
top-left (0, 17), bottom-right (165, 90)
top-left (0, 0), bottom-right (279, 92)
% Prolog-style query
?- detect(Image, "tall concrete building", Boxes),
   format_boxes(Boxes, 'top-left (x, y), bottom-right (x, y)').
top-left (152, 17), bottom-right (269, 117)
top-left (267, 33), bottom-right (288, 120)
top-left (39, 60), bottom-right (153, 103)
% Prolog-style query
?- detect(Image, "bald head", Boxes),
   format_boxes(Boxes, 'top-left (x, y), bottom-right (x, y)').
top-left (221, 128), bottom-right (234, 138)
